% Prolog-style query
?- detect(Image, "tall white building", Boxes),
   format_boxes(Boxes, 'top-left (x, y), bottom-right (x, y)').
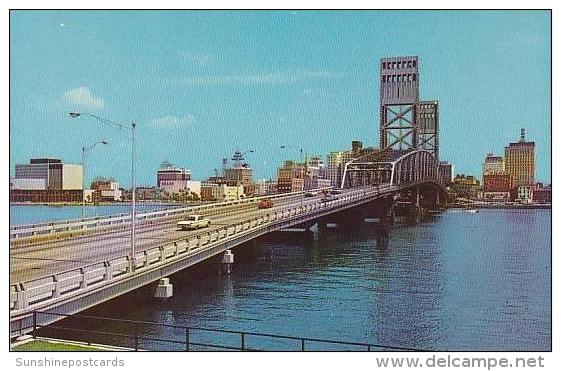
top-left (327, 151), bottom-right (344, 187)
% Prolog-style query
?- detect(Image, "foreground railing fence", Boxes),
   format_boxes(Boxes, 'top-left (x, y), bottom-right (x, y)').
top-left (23, 311), bottom-right (423, 352)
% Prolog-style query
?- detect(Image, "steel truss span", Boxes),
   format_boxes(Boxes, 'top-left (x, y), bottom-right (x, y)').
top-left (341, 149), bottom-right (444, 190)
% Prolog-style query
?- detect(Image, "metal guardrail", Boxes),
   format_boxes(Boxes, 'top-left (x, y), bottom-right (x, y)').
top-left (27, 311), bottom-right (423, 351)
top-left (10, 186), bottom-right (392, 314)
top-left (9, 190), bottom-right (320, 239)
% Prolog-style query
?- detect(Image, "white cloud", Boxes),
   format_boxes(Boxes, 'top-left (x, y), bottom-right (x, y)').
top-left (148, 114), bottom-right (197, 129)
top-left (167, 70), bottom-right (343, 87)
top-left (62, 86), bottom-right (104, 110)
top-left (182, 52), bottom-right (213, 67)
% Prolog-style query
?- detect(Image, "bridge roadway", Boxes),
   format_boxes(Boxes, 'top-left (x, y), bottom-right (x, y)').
top-left (10, 192), bottom-right (316, 284)
top-left (10, 185), bottom-right (410, 336)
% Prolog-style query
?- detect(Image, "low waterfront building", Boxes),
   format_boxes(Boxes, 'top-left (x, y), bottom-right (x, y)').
top-left (201, 183), bottom-right (244, 201)
top-left (11, 158), bottom-right (83, 202)
top-left (90, 178), bottom-right (122, 202)
top-left (483, 173), bottom-right (512, 193)
top-left (136, 186), bottom-right (160, 201)
top-left (451, 174), bottom-right (481, 200)
top-left (480, 192), bottom-right (511, 202)
top-left (160, 180), bottom-right (201, 197)
top-left (533, 184), bottom-right (552, 204)
top-left (255, 179), bottom-right (277, 196)
top-left (515, 185), bottom-right (533, 203)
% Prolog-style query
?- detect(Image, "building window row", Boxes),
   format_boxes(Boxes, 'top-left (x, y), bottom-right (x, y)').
top-left (382, 60), bottom-right (417, 70)
top-left (382, 74), bottom-right (417, 83)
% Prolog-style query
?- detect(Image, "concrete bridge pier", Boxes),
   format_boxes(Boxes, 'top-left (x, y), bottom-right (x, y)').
top-left (154, 278), bottom-right (173, 299)
top-left (316, 218), bottom-right (328, 232)
top-left (364, 196), bottom-right (395, 222)
top-left (221, 250), bottom-right (234, 275)
top-left (374, 216), bottom-right (391, 246)
top-left (330, 208), bottom-right (365, 230)
top-left (421, 187), bottom-right (445, 213)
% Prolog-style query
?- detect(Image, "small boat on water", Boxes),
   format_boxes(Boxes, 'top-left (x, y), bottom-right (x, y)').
top-left (463, 208), bottom-right (479, 213)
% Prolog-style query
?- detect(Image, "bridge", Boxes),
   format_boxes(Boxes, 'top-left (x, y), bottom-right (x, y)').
top-left (10, 149), bottom-right (446, 337)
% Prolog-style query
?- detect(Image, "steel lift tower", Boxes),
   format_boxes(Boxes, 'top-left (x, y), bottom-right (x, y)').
top-left (379, 56), bottom-right (439, 160)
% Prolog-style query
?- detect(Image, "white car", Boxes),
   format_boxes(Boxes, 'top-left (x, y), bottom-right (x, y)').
top-left (177, 215), bottom-right (211, 230)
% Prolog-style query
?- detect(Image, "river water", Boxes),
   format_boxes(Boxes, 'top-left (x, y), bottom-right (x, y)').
top-left (34, 208), bottom-right (551, 351)
top-left (9, 203), bottom-right (180, 226)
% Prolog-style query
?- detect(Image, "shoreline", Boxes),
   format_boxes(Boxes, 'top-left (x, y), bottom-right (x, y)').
top-left (446, 203), bottom-right (551, 210)
top-left (9, 201), bottom-right (189, 207)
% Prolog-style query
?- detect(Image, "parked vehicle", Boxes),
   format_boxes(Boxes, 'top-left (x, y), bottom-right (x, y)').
top-left (258, 199), bottom-right (274, 209)
top-left (177, 215), bottom-right (211, 230)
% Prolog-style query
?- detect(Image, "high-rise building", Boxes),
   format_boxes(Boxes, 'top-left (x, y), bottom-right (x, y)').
top-left (504, 129), bottom-right (536, 187)
top-left (327, 151), bottom-right (344, 187)
top-left (438, 161), bottom-right (454, 186)
top-left (351, 141), bottom-right (363, 157)
top-left (483, 154), bottom-right (505, 176)
top-left (156, 161), bottom-right (191, 188)
top-left (222, 150), bottom-right (254, 196)
top-left (224, 167), bottom-right (253, 187)
top-left (276, 160), bottom-right (305, 193)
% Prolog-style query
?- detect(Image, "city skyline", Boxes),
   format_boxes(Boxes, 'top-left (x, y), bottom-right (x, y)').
top-left (9, 10), bottom-right (551, 186)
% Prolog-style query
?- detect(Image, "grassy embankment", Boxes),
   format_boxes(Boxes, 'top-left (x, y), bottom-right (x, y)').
top-left (12, 340), bottom-right (106, 351)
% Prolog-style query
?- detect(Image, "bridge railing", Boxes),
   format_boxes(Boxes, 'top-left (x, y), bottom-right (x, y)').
top-left (9, 189), bottom-right (330, 240)
top-left (10, 186), bottom-right (392, 314)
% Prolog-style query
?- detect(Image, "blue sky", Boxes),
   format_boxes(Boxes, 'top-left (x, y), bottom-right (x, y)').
top-left (9, 10), bottom-right (551, 186)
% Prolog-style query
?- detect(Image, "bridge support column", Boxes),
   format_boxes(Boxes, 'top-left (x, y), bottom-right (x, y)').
top-left (376, 220), bottom-right (390, 246)
top-left (221, 250), bottom-right (234, 275)
top-left (415, 186), bottom-right (422, 215)
top-left (154, 278), bottom-right (173, 299)
top-left (317, 219), bottom-right (328, 232)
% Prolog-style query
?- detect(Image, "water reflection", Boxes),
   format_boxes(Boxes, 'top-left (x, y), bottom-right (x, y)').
top-left (65, 209), bottom-right (551, 351)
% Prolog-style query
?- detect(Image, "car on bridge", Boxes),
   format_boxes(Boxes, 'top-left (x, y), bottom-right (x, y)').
top-left (258, 199), bottom-right (274, 209)
top-left (177, 215), bottom-right (211, 230)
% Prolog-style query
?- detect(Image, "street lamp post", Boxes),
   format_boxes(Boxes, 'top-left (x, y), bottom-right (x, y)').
top-left (81, 139), bottom-right (108, 218)
top-left (70, 112), bottom-right (137, 272)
